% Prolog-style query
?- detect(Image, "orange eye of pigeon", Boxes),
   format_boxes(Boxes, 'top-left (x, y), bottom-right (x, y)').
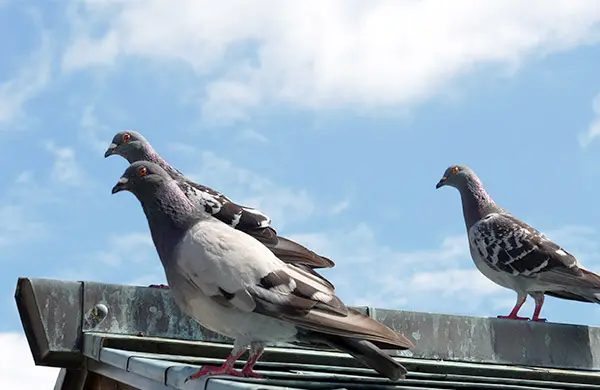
top-left (138, 167), bottom-right (147, 177)
top-left (123, 133), bottom-right (131, 142)
top-left (452, 166), bottom-right (460, 175)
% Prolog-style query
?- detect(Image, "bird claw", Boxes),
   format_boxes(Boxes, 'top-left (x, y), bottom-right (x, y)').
top-left (241, 369), bottom-right (263, 378)
top-left (185, 365), bottom-right (244, 382)
top-left (530, 317), bottom-right (547, 322)
top-left (497, 315), bottom-right (530, 321)
top-left (148, 284), bottom-right (170, 289)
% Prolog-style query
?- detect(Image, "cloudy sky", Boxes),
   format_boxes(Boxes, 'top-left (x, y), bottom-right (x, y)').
top-left (4, 0), bottom-right (600, 387)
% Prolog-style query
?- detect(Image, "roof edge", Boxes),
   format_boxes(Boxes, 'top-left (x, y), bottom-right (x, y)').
top-left (14, 277), bottom-right (84, 368)
top-left (14, 277), bottom-right (600, 371)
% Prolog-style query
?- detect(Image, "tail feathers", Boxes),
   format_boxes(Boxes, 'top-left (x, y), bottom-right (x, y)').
top-left (546, 289), bottom-right (600, 304)
top-left (286, 307), bottom-right (415, 350)
top-left (290, 263), bottom-right (336, 290)
top-left (580, 268), bottom-right (600, 289)
top-left (242, 223), bottom-right (335, 270)
top-left (317, 334), bottom-right (407, 381)
top-left (269, 235), bottom-right (336, 269)
top-left (545, 268), bottom-right (600, 303)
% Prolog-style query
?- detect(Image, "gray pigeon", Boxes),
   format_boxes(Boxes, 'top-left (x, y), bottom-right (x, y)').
top-left (111, 161), bottom-right (415, 381)
top-left (105, 131), bottom-right (334, 276)
top-left (436, 164), bottom-right (600, 322)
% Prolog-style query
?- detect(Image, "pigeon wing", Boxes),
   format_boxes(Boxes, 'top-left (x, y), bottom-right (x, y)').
top-left (253, 229), bottom-right (336, 270)
top-left (469, 213), bottom-right (590, 286)
top-left (179, 181), bottom-right (270, 228)
top-left (250, 265), bottom-right (413, 349)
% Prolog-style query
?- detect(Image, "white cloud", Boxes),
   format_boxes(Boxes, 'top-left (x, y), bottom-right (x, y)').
top-left (291, 227), bottom-right (468, 267)
top-left (4, 170), bottom-right (61, 207)
top-left (578, 93), bottom-right (600, 147)
top-left (0, 173), bottom-right (52, 250)
top-left (62, 32), bottom-right (119, 71)
top-left (236, 128), bottom-right (269, 144)
top-left (0, 32), bottom-right (51, 128)
top-left (79, 105), bottom-right (115, 153)
top-left (0, 205), bottom-right (48, 249)
top-left (44, 141), bottom-right (86, 186)
top-left (0, 332), bottom-right (59, 389)
top-left (299, 226), bottom-right (506, 312)
top-left (64, 0), bottom-right (600, 122)
top-left (0, 137), bottom-right (104, 253)
top-left (202, 77), bottom-right (262, 124)
top-left (52, 232), bottom-right (163, 286)
top-left (92, 232), bottom-right (154, 266)
top-left (330, 200), bottom-right (350, 215)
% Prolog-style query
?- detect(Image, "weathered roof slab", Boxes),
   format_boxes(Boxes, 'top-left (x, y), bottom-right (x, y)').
top-left (14, 277), bottom-right (600, 373)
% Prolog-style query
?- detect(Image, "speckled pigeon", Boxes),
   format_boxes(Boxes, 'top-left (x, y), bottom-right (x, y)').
top-left (111, 161), bottom-right (415, 381)
top-left (105, 131), bottom-right (333, 275)
top-left (436, 164), bottom-right (600, 322)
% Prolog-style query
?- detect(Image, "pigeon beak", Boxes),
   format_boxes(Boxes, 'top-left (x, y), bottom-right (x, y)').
top-left (435, 176), bottom-right (447, 189)
top-left (104, 143), bottom-right (117, 158)
top-left (111, 177), bottom-right (129, 194)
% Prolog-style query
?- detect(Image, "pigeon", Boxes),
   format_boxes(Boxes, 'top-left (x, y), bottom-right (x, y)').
top-left (436, 164), bottom-right (600, 322)
top-left (104, 131), bottom-right (334, 276)
top-left (111, 161), bottom-right (415, 381)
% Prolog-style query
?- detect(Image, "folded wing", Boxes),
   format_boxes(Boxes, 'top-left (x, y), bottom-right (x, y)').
top-left (470, 213), bottom-right (600, 290)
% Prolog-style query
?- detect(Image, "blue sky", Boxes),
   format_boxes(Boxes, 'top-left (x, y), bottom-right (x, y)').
top-left (4, 1), bottom-right (600, 387)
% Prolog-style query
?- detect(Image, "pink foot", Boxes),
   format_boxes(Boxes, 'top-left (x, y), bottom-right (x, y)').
top-left (241, 368), bottom-right (263, 378)
top-left (497, 315), bottom-right (529, 321)
top-left (149, 284), bottom-right (169, 289)
top-left (185, 365), bottom-right (243, 382)
top-left (530, 317), bottom-right (547, 322)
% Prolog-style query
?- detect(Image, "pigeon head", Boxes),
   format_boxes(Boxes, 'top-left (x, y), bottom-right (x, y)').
top-left (436, 164), bottom-right (498, 229)
top-left (435, 164), bottom-right (475, 190)
top-left (112, 161), bottom-right (197, 262)
top-left (111, 161), bottom-right (172, 197)
top-left (104, 130), bottom-right (148, 161)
